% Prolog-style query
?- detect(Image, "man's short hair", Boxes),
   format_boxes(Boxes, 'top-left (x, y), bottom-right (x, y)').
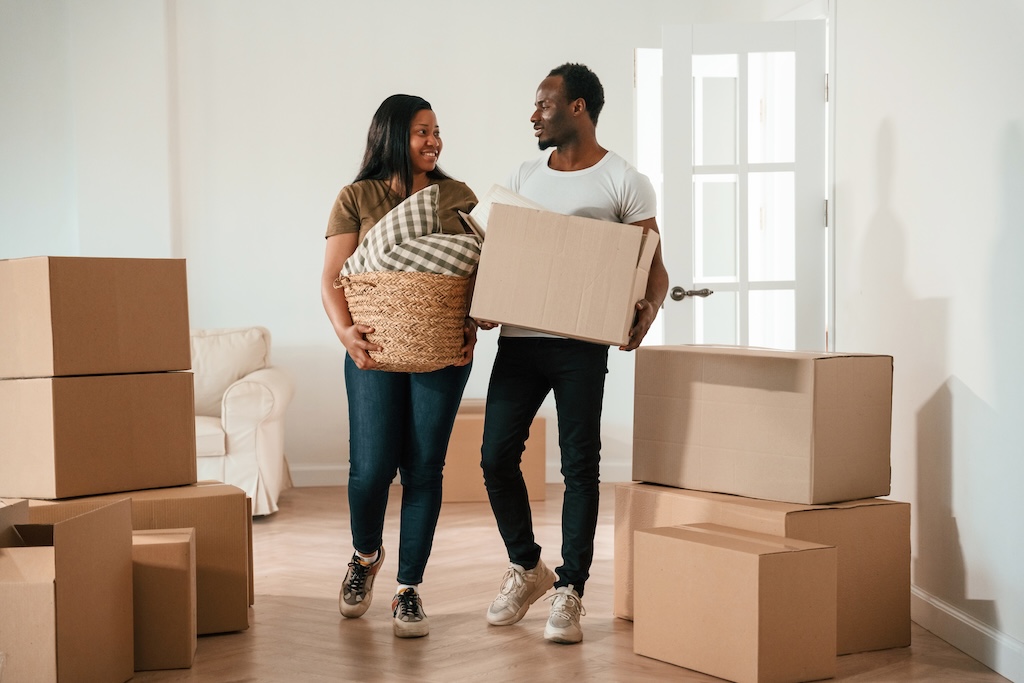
top-left (548, 63), bottom-right (605, 125)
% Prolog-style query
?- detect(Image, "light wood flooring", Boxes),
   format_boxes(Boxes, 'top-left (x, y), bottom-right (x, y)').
top-left (132, 484), bottom-right (1010, 683)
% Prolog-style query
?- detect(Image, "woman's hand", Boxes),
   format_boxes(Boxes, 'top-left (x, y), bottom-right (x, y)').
top-left (340, 323), bottom-right (381, 370)
top-left (454, 317), bottom-right (478, 366)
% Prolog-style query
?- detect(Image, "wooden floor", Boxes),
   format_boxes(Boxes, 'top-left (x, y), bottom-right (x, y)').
top-left (132, 484), bottom-right (1009, 683)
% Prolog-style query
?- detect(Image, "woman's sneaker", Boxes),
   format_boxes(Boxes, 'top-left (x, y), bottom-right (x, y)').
top-left (339, 547), bottom-right (385, 618)
top-left (486, 559), bottom-right (556, 626)
top-left (392, 587), bottom-right (429, 638)
top-left (543, 585), bottom-right (585, 644)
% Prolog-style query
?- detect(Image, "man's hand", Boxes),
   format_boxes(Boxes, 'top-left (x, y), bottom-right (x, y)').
top-left (620, 299), bottom-right (657, 351)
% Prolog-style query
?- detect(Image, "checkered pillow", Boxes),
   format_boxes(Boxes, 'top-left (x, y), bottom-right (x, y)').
top-left (341, 184), bottom-right (481, 277)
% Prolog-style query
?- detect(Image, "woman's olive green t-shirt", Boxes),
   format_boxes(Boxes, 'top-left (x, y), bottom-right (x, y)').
top-left (326, 178), bottom-right (478, 244)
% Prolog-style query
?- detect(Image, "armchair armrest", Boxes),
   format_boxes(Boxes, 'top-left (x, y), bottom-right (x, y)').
top-left (220, 366), bottom-right (295, 432)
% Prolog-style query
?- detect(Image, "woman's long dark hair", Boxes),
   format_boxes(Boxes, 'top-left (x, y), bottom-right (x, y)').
top-left (353, 94), bottom-right (451, 199)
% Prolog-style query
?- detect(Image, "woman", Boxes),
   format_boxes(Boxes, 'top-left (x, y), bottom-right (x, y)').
top-left (320, 94), bottom-right (478, 638)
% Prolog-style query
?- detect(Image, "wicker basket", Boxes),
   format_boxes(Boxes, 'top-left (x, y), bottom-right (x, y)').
top-left (336, 271), bottom-right (471, 373)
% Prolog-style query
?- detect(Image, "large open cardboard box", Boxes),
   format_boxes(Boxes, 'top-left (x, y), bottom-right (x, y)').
top-left (634, 523), bottom-right (836, 683)
top-left (132, 528), bottom-right (197, 671)
top-left (14, 483), bottom-right (251, 635)
top-left (616, 482), bottom-right (910, 654)
top-left (470, 203), bottom-right (660, 346)
top-left (0, 498), bottom-right (134, 683)
top-left (633, 345), bottom-right (893, 504)
top-left (443, 399), bottom-right (546, 503)
top-left (0, 371), bottom-right (198, 499)
top-left (0, 256), bottom-right (190, 379)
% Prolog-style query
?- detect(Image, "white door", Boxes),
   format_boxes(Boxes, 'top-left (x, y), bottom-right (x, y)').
top-left (654, 21), bottom-right (827, 350)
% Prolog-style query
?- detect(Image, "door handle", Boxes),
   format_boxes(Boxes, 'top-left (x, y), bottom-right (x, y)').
top-left (670, 286), bottom-right (714, 301)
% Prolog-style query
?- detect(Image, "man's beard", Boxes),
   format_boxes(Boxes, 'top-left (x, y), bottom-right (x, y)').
top-left (538, 138), bottom-right (554, 150)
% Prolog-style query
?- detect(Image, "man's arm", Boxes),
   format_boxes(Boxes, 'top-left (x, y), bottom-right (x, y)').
top-left (621, 216), bottom-right (669, 351)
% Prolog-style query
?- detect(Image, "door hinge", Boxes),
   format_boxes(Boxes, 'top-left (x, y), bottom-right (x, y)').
top-left (824, 199), bottom-right (829, 227)
top-left (825, 73), bottom-right (829, 103)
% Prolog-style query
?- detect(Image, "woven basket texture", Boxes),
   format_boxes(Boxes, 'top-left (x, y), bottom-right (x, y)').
top-left (339, 271), bottom-right (470, 373)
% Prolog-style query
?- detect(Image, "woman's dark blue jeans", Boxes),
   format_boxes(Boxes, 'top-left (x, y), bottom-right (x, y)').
top-left (344, 356), bottom-right (471, 586)
top-left (480, 337), bottom-right (608, 597)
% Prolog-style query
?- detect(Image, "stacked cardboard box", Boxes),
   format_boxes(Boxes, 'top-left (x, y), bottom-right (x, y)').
top-left (627, 345), bottom-right (907, 683)
top-left (443, 399), bottom-right (546, 503)
top-left (0, 256), bottom-right (253, 679)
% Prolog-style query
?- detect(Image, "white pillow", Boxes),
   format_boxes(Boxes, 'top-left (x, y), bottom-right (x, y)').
top-left (190, 327), bottom-right (270, 417)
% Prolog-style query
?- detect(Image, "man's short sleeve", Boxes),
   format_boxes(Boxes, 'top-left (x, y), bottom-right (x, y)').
top-left (620, 167), bottom-right (658, 225)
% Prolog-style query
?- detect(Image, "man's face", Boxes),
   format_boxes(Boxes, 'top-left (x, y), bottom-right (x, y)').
top-left (531, 76), bottom-right (575, 150)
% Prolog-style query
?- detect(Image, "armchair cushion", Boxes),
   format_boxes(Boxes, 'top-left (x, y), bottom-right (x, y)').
top-left (195, 415), bottom-right (226, 457)
top-left (191, 327), bottom-right (270, 417)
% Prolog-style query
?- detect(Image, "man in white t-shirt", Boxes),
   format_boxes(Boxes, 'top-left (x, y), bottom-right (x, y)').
top-left (478, 63), bottom-right (669, 644)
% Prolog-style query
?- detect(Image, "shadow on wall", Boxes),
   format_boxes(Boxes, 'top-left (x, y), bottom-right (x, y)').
top-left (859, 120), bottom-right (998, 634)
top-left (917, 123), bottom-right (1024, 654)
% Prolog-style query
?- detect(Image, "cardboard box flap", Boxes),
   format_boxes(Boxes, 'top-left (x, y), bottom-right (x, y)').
top-left (52, 499), bottom-right (133, 681)
top-left (647, 523), bottom-right (833, 556)
top-left (0, 545), bottom-right (57, 582)
top-left (0, 500), bottom-right (30, 546)
top-left (664, 344), bottom-right (893, 362)
top-left (464, 184), bottom-right (548, 235)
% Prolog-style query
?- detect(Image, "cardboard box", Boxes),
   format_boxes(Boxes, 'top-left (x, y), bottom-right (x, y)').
top-left (0, 372), bottom-right (198, 499)
top-left (616, 482), bottom-right (910, 654)
top-left (443, 399), bottom-right (546, 503)
top-left (0, 256), bottom-right (191, 379)
top-left (0, 499), bottom-right (134, 683)
top-left (13, 483), bottom-right (251, 635)
top-left (633, 345), bottom-right (893, 504)
top-left (132, 528), bottom-right (197, 671)
top-left (469, 203), bottom-right (660, 346)
top-left (634, 523), bottom-right (836, 683)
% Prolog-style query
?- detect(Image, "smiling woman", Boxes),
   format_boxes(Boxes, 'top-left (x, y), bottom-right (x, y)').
top-left (318, 93), bottom-right (479, 640)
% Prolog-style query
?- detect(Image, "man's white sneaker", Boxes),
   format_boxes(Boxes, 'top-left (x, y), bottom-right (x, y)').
top-left (544, 585), bottom-right (585, 644)
top-left (486, 559), bottom-right (556, 626)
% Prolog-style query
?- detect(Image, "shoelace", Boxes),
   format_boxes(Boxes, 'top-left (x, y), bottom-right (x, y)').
top-left (394, 589), bottom-right (423, 620)
top-left (346, 558), bottom-right (373, 595)
top-left (495, 565), bottom-right (526, 602)
top-left (547, 590), bottom-right (586, 620)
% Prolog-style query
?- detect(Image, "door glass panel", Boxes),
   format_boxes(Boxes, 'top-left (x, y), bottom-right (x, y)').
top-left (693, 54), bottom-right (738, 165)
top-left (694, 174), bottom-right (736, 281)
top-left (749, 289), bottom-right (795, 349)
top-left (697, 291), bottom-right (737, 344)
top-left (748, 171), bottom-right (795, 281)
top-left (748, 52), bottom-right (795, 164)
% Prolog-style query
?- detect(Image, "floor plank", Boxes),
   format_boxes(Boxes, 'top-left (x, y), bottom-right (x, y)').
top-left (131, 484), bottom-right (1010, 683)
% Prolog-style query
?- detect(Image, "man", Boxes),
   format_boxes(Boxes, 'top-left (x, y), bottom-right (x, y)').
top-left (478, 63), bottom-right (669, 644)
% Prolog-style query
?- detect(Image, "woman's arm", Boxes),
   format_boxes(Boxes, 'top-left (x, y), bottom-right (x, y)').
top-left (321, 233), bottom-right (382, 369)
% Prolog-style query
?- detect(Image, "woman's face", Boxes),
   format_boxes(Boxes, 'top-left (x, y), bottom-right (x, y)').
top-left (409, 109), bottom-right (442, 175)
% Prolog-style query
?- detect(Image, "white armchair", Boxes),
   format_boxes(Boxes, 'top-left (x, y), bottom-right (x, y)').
top-left (190, 326), bottom-right (294, 516)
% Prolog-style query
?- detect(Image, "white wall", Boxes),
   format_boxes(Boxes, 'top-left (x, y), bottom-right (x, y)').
top-left (833, 1), bottom-right (1024, 679)
top-left (3, 0), bottom-right (1022, 679)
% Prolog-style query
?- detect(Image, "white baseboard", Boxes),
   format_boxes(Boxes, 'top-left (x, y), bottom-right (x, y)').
top-left (911, 585), bottom-right (1023, 683)
top-left (289, 463), bottom-right (348, 488)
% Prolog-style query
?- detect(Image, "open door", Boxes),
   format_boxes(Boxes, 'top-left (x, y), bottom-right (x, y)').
top-left (648, 20), bottom-right (827, 350)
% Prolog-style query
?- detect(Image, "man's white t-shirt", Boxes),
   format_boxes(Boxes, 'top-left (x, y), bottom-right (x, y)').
top-left (501, 150), bottom-right (658, 339)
